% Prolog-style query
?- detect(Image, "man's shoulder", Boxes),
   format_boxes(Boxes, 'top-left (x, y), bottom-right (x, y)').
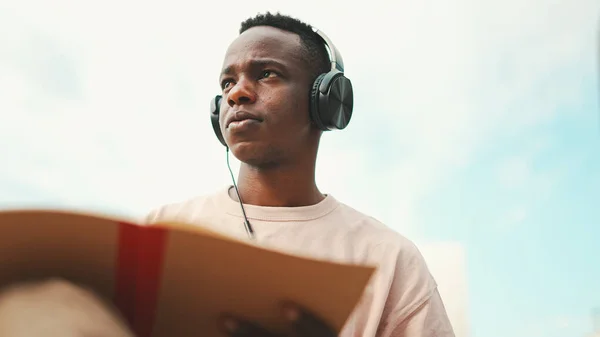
top-left (143, 188), bottom-right (224, 224)
top-left (330, 201), bottom-right (430, 273)
top-left (334, 201), bottom-right (416, 249)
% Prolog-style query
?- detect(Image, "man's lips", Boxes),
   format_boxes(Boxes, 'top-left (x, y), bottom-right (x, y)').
top-left (226, 111), bottom-right (263, 128)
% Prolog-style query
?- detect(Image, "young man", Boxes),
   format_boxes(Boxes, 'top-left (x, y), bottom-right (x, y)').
top-left (146, 12), bottom-right (455, 337)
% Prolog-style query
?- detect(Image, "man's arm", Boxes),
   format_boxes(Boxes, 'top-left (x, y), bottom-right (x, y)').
top-left (377, 238), bottom-right (456, 337)
top-left (386, 288), bottom-right (455, 337)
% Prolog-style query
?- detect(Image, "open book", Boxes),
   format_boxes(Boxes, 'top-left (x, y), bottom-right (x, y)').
top-left (0, 209), bottom-right (376, 337)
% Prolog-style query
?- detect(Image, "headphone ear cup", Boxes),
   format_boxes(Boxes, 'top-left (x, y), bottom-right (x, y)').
top-left (310, 73), bottom-right (328, 131)
top-left (311, 71), bottom-right (354, 131)
top-left (321, 73), bottom-right (353, 130)
top-left (210, 95), bottom-right (227, 147)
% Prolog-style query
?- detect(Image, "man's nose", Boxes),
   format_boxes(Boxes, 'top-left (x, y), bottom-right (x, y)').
top-left (227, 78), bottom-right (257, 107)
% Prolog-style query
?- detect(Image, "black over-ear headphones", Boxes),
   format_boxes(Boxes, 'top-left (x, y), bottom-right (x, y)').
top-left (209, 27), bottom-right (354, 147)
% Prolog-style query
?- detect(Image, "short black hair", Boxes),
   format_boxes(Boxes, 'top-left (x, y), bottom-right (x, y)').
top-left (239, 12), bottom-right (331, 82)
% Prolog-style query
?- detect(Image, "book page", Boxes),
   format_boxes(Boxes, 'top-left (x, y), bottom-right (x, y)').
top-left (153, 227), bottom-right (375, 337)
top-left (0, 210), bottom-right (376, 337)
top-left (0, 210), bottom-right (119, 300)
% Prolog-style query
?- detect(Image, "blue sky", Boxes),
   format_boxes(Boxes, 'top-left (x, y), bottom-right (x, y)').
top-left (0, 0), bottom-right (599, 336)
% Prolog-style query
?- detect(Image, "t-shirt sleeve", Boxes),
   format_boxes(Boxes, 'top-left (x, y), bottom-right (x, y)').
top-left (142, 207), bottom-right (160, 224)
top-left (142, 201), bottom-right (189, 225)
top-left (377, 239), bottom-right (455, 337)
top-left (386, 288), bottom-right (455, 337)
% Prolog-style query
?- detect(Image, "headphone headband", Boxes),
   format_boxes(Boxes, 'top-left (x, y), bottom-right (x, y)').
top-left (312, 28), bottom-right (344, 73)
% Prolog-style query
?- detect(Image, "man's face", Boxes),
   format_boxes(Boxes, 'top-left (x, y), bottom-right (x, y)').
top-left (219, 26), bottom-right (316, 168)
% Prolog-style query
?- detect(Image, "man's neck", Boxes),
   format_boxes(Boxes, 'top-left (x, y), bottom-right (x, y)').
top-left (231, 164), bottom-right (325, 207)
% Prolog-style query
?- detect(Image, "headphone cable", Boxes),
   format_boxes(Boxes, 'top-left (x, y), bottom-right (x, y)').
top-left (226, 147), bottom-right (255, 239)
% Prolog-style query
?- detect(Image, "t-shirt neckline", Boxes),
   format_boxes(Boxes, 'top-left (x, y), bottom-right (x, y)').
top-left (218, 186), bottom-right (340, 222)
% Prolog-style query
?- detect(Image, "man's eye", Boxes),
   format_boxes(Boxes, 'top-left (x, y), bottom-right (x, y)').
top-left (261, 70), bottom-right (276, 78)
top-left (222, 80), bottom-right (232, 89)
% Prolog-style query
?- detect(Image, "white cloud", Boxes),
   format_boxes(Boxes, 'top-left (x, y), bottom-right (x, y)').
top-left (497, 155), bottom-right (533, 189)
top-left (0, 0), bottom-right (597, 224)
top-left (502, 206), bottom-right (528, 230)
top-left (518, 314), bottom-right (593, 337)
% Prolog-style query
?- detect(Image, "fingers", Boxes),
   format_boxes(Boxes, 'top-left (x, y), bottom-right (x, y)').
top-left (281, 302), bottom-right (337, 337)
top-left (218, 302), bottom-right (336, 337)
top-left (219, 315), bottom-right (280, 337)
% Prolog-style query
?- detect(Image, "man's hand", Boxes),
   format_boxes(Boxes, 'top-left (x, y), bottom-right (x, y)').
top-left (218, 302), bottom-right (337, 337)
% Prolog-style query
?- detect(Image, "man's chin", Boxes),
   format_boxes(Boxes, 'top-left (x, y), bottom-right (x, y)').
top-left (229, 142), bottom-right (282, 169)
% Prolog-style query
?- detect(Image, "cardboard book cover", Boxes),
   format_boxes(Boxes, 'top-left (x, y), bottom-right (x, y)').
top-left (0, 209), bottom-right (376, 337)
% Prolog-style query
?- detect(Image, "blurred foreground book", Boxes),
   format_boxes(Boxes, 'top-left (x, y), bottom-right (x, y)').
top-left (0, 210), bottom-right (375, 337)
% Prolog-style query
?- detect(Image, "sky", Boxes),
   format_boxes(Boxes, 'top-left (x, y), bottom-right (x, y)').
top-left (0, 0), bottom-right (599, 336)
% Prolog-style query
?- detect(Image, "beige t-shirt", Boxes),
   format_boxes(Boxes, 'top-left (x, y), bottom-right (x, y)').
top-left (145, 186), bottom-right (455, 337)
